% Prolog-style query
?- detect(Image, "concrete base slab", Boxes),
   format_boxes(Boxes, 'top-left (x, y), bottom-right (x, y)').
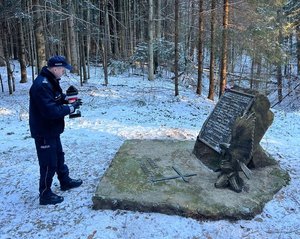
top-left (92, 140), bottom-right (290, 220)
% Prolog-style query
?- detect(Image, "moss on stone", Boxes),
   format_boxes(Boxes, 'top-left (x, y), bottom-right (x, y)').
top-left (93, 139), bottom-right (290, 220)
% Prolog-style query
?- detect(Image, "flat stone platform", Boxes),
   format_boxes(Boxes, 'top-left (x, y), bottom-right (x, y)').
top-left (92, 139), bottom-right (290, 220)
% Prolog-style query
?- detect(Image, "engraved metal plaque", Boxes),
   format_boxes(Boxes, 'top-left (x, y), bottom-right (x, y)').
top-left (198, 89), bottom-right (254, 153)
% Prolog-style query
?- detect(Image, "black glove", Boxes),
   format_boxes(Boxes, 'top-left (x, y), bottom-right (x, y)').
top-left (71, 99), bottom-right (82, 110)
top-left (69, 99), bottom-right (83, 113)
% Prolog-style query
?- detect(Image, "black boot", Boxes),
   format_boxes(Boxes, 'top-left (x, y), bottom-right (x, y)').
top-left (40, 192), bottom-right (64, 205)
top-left (61, 178), bottom-right (83, 191)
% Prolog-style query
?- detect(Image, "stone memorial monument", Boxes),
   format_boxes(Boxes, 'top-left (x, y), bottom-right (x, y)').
top-left (193, 87), bottom-right (280, 192)
top-left (93, 87), bottom-right (290, 220)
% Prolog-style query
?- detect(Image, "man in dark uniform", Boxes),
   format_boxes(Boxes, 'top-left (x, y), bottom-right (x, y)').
top-left (29, 55), bottom-right (82, 205)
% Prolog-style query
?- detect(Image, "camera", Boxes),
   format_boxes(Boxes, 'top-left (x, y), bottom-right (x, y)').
top-left (66, 85), bottom-right (81, 118)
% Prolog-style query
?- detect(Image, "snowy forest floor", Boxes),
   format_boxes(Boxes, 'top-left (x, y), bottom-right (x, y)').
top-left (0, 67), bottom-right (300, 239)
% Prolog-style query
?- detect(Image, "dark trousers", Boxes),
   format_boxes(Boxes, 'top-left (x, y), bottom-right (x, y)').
top-left (34, 136), bottom-right (69, 196)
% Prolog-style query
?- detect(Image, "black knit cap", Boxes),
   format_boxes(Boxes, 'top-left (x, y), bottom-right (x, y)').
top-left (47, 55), bottom-right (72, 70)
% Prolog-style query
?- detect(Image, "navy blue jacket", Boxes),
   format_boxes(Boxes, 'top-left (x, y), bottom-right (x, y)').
top-left (29, 67), bottom-right (71, 138)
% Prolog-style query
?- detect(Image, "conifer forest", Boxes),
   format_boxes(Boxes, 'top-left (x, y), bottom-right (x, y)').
top-left (0, 0), bottom-right (299, 102)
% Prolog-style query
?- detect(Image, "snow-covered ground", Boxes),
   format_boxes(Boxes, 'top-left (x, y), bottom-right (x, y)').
top-left (0, 65), bottom-right (300, 239)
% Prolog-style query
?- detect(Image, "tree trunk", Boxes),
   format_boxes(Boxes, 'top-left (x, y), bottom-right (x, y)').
top-left (148, 0), bottom-right (154, 80)
top-left (250, 58), bottom-right (254, 89)
top-left (276, 9), bottom-right (283, 102)
top-left (276, 64), bottom-right (283, 102)
top-left (297, 25), bottom-right (300, 75)
top-left (0, 30), bottom-right (5, 66)
top-left (111, 2), bottom-right (120, 58)
top-left (154, 0), bottom-right (162, 74)
top-left (80, 35), bottom-right (87, 83)
top-left (18, 19), bottom-right (27, 83)
top-left (27, 3), bottom-right (36, 81)
top-left (196, 0), bottom-right (204, 95)
top-left (208, 0), bottom-right (216, 100)
top-left (9, 22), bottom-right (18, 59)
top-left (79, 55), bottom-right (83, 86)
top-left (64, 19), bottom-right (71, 63)
top-left (67, 0), bottom-right (79, 74)
top-left (188, 0), bottom-right (196, 58)
top-left (174, 0), bottom-right (179, 96)
top-left (105, 0), bottom-right (112, 56)
top-left (103, 0), bottom-right (109, 85)
top-left (219, 0), bottom-right (229, 97)
top-left (1, 21), bottom-right (13, 94)
top-left (128, 0), bottom-right (133, 56)
top-left (0, 74), bottom-right (3, 92)
top-left (86, 1), bottom-right (91, 79)
top-left (118, 0), bottom-right (126, 58)
top-left (255, 56), bottom-right (262, 89)
top-left (184, 0), bottom-right (191, 59)
top-left (32, 0), bottom-right (46, 73)
top-left (156, 0), bottom-right (162, 39)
